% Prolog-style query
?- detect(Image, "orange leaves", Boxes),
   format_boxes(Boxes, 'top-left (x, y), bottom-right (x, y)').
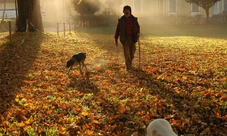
top-left (18, 122), bottom-right (26, 127)
top-left (182, 76), bottom-right (187, 80)
top-left (58, 126), bottom-right (67, 135)
top-left (143, 113), bottom-right (152, 121)
top-left (18, 118), bottom-right (34, 126)
top-left (213, 112), bottom-right (222, 119)
top-left (1, 28), bottom-right (227, 135)
top-left (46, 109), bottom-right (53, 115)
top-left (84, 130), bottom-right (94, 135)
top-left (220, 95), bottom-right (227, 100)
top-left (117, 103), bottom-right (128, 114)
top-left (36, 82), bottom-right (44, 87)
top-left (146, 67), bottom-right (159, 74)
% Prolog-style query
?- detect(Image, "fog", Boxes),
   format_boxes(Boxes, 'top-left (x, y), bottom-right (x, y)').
top-left (41, 0), bottom-right (70, 23)
top-left (40, 0), bottom-right (159, 23)
top-left (2, 0), bottom-right (226, 30)
top-left (40, 0), bottom-right (161, 31)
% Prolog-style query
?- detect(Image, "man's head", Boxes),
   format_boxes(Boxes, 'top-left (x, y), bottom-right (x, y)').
top-left (123, 5), bottom-right (131, 17)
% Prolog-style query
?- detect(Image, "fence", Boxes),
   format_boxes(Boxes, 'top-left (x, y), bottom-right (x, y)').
top-left (0, 21), bottom-right (13, 44)
top-left (2, 14), bottom-right (227, 44)
top-left (1, 19), bottom-right (41, 44)
top-left (56, 20), bottom-right (90, 37)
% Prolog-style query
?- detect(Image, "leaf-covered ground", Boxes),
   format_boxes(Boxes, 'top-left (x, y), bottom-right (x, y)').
top-left (0, 26), bottom-right (227, 136)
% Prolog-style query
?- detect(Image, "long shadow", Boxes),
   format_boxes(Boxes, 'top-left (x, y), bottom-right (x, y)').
top-left (74, 27), bottom-right (122, 54)
top-left (127, 68), bottom-right (227, 135)
top-left (0, 32), bottom-right (44, 114)
top-left (67, 72), bottom-right (99, 94)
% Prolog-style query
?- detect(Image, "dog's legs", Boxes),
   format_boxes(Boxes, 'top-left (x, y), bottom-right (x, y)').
top-left (83, 64), bottom-right (87, 70)
top-left (81, 59), bottom-right (87, 70)
top-left (78, 59), bottom-right (87, 75)
top-left (79, 63), bottom-right (83, 74)
top-left (67, 66), bottom-right (72, 74)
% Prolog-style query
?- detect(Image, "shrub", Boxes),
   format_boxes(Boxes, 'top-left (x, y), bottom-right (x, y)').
top-left (71, 0), bottom-right (100, 15)
top-left (73, 15), bottom-right (118, 27)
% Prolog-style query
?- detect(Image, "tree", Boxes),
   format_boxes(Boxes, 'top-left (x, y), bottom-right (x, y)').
top-left (16, 0), bottom-right (43, 32)
top-left (184, 0), bottom-right (221, 23)
top-left (71, 0), bottom-right (100, 15)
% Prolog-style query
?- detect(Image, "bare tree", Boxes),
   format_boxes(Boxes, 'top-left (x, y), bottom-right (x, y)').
top-left (16, 0), bottom-right (43, 32)
top-left (185, 0), bottom-right (221, 23)
top-left (71, 0), bottom-right (100, 15)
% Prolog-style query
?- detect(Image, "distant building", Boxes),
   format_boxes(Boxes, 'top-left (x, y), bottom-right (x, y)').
top-left (120, 0), bottom-right (227, 17)
top-left (1, 0), bottom-right (227, 22)
top-left (0, 0), bottom-right (16, 19)
top-left (0, 0), bottom-right (45, 20)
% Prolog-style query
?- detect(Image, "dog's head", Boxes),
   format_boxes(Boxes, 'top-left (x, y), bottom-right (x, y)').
top-left (66, 59), bottom-right (74, 68)
top-left (147, 119), bottom-right (177, 136)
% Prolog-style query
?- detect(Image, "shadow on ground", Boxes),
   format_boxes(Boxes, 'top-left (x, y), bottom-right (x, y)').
top-left (67, 72), bottom-right (100, 94)
top-left (0, 32), bottom-right (44, 114)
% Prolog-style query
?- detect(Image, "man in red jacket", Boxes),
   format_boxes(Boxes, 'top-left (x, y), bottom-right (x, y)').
top-left (114, 5), bottom-right (140, 71)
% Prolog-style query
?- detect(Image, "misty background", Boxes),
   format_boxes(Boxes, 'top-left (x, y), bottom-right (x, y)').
top-left (1, 0), bottom-right (227, 32)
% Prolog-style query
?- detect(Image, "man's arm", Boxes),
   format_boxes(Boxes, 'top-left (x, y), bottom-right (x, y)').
top-left (114, 22), bottom-right (120, 46)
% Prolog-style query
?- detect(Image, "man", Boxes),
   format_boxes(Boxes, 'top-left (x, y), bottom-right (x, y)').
top-left (114, 5), bottom-right (140, 71)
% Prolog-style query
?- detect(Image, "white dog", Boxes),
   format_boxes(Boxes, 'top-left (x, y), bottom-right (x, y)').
top-left (147, 119), bottom-right (177, 136)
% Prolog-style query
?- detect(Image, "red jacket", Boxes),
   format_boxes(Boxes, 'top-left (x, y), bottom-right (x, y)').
top-left (115, 15), bottom-right (140, 43)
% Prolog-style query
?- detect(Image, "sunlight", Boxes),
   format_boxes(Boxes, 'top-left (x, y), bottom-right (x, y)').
top-left (1, 1), bottom-right (227, 135)
top-left (41, 0), bottom-right (72, 23)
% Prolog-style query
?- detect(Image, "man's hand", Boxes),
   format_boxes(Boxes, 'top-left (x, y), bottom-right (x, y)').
top-left (115, 40), bottom-right (118, 46)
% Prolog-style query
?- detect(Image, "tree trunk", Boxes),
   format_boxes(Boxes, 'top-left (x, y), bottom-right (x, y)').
top-left (16, 0), bottom-right (43, 32)
top-left (205, 8), bottom-right (210, 23)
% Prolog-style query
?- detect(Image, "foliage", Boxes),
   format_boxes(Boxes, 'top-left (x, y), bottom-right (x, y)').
top-left (0, 25), bottom-right (227, 135)
top-left (71, 0), bottom-right (100, 15)
top-left (184, 0), bottom-right (221, 23)
top-left (185, 0), bottom-right (220, 7)
top-left (73, 15), bottom-right (118, 27)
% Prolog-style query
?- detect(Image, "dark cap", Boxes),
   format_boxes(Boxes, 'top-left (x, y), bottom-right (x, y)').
top-left (123, 5), bottom-right (131, 12)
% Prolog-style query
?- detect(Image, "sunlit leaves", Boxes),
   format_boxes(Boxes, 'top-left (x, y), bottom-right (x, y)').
top-left (0, 29), bottom-right (227, 135)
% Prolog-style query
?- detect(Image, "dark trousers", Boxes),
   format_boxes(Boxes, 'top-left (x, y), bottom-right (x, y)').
top-left (122, 37), bottom-right (136, 70)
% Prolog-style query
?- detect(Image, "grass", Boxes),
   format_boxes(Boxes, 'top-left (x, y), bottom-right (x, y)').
top-left (77, 24), bottom-right (227, 39)
top-left (0, 24), bottom-right (227, 135)
top-left (140, 24), bottom-right (227, 38)
top-left (0, 20), bottom-right (16, 33)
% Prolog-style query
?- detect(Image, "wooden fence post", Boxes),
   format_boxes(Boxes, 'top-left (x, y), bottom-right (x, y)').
top-left (26, 19), bottom-right (29, 33)
top-left (57, 23), bottom-right (59, 37)
top-left (21, 19), bottom-right (30, 44)
top-left (69, 22), bottom-right (71, 34)
top-left (63, 23), bottom-right (65, 37)
top-left (9, 21), bottom-right (11, 44)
